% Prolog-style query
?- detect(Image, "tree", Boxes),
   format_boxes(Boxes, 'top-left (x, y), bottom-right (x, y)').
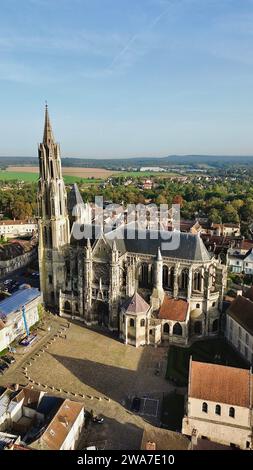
top-left (208, 208), bottom-right (222, 224)
top-left (222, 205), bottom-right (239, 223)
top-left (173, 195), bottom-right (184, 206)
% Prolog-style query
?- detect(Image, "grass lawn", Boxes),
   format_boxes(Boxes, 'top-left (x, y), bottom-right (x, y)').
top-left (166, 338), bottom-right (249, 387)
top-left (161, 392), bottom-right (185, 431)
top-left (0, 170), bottom-right (101, 184)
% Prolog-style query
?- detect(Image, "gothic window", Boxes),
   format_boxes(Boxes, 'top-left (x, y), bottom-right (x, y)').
top-left (180, 269), bottom-right (188, 290)
top-left (212, 319), bottom-right (219, 332)
top-left (163, 265), bottom-right (169, 288)
top-left (140, 319), bottom-right (145, 327)
top-left (215, 404), bottom-right (221, 415)
top-left (194, 321), bottom-right (202, 335)
top-left (149, 265), bottom-right (153, 285)
top-left (48, 274), bottom-right (52, 285)
top-left (202, 402), bottom-right (208, 413)
top-left (193, 271), bottom-right (201, 291)
top-left (122, 267), bottom-right (127, 286)
top-left (48, 228), bottom-right (52, 248)
top-left (75, 302), bottom-right (79, 313)
top-left (64, 301), bottom-right (71, 311)
top-left (173, 322), bottom-right (182, 336)
top-left (229, 407), bottom-right (235, 418)
top-left (44, 226), bottom-right (48, 245)
top-left (169, 267), bottom-right (174, 289)
top-left (50, 160), bottom-right (54, 178)
top-left (163, 323), bottom-right (170, 334)
top-left (130, 318), bottom-right (135, 327)
top-left (139, 263), bottom-right (149, 288)
top-left (196, 303), bottom-right (200, 308)
top-left (212, 301), bottom-right (216, 307)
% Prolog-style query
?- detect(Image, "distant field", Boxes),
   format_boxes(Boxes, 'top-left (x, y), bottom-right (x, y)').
top-left (0, 166), bottom-right (180, 183)
top-left (0, 170), bottom-right (101, 184)
top-left (7, 166), bottom-right (117, 178)
top-left (0, 165), bottom-right (118, 184)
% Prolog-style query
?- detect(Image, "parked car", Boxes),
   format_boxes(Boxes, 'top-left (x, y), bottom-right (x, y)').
top-left (92, 416), bottom-right (104, 424)
top-left (2, 355), bottom-right (15, 364)
top-left (0, 361), bottom-right (9, 370)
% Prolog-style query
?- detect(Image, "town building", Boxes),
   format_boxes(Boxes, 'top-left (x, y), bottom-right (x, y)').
top-left (37, 107), bottom-right (227, 347)
top-left (182, 360), bottom-right (253, 449)
top-left (142, 179), bottom-right (153, 190)
top-left (32, 399), bottom-right (84, 450)
top-left (209, 223), bottom-right (241, 237)
top-left (0, 220), bottom-right (37, 239)
top-left (0, 386), bottom-right (84, 451)
top-left (228, 247), bottom-right (253, 274)
top-left (0, 286), bottom-right (41, 352)
top-left (225, 288), bottom-right (253, 364)
top-left (0, 238), bottom-right (38, 278)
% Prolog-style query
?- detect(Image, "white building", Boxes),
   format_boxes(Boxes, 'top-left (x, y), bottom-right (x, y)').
top-left (182, 360), bottom-right (253, 450)
top-left (34, 399), bottom-right (84, 450)
top-left (0, 286), bottom-right (41, 352)
top-left (228, 248), bottom-right (253, 274)
top-left (0, 220), bottom-right (37, 239)
top-left (225, 289), bottom-right (253, 364)
top-left (210, 223), bottom-right (240, 237)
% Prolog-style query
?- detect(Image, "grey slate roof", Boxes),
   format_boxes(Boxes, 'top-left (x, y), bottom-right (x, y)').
top-left (70, 221), bottom-right (211, 262)
top-left (67, 184), bottom-right (85, 215)
top-left (123, 292), bottom-right (150, 315)
top-left (106, 224), bottom-right (211, 262)
top-left (227, 295), bottom-right (253, 335)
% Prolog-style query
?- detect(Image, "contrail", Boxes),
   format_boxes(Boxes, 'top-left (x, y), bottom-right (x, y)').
top-left (108, 1), bottom-right (174, 70)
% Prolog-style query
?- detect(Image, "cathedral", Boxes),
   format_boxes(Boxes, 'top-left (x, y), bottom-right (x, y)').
top-left (38, 107), bottom-right (227, 347)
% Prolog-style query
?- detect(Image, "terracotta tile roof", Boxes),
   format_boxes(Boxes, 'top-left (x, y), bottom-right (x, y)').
top-left (241, 240), bottom-right (253, 251)
top-left (189, 361), bottom-right (252, 407)
top-left (158, 295), bottom-right (188, 322)
top-left (39, 399), bottom-right (84, 450)
top-left (227, 295), bottom-right (253, 335)
top-left (123, 292), bottom-right (150, 315)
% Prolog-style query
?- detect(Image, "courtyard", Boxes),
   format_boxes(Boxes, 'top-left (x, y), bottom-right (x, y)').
top-left (0, 318), bottom-right (189, 450)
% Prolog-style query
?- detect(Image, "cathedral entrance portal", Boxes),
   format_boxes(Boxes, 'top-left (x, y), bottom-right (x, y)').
top-left (93, 301), bottom-right (109, 327)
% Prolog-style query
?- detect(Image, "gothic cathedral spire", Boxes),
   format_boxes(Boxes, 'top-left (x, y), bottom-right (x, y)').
top-left (38, 105), bottom-right (70, 308)
top-left (43, 104), bottom-right (55, 145)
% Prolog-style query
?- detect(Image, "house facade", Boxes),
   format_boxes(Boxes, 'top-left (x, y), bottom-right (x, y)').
top-left (182, 360), bottom-right (253, 450)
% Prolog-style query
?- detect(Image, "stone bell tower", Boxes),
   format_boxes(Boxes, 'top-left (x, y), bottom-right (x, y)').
top-left (37, 105), bottom-right (70, 308)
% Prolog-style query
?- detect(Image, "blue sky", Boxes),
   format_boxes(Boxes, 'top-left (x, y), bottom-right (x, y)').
top-left (1, 0), bottom-right (253, 158)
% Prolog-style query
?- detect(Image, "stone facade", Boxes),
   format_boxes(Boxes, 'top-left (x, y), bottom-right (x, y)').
top-left (38, 108), bottom-right (227, 346)
top-left (182, 360), bottom-right (253, 449)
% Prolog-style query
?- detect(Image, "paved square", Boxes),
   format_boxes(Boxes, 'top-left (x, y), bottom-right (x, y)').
top-left (0, 318), bottom-right (189, 450)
